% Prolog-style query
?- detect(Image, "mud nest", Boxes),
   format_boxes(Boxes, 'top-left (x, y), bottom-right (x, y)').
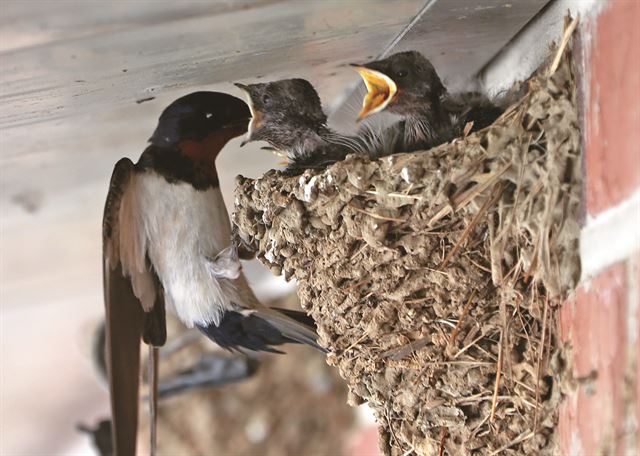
top-left (234, 26), bottom-right (581, 456)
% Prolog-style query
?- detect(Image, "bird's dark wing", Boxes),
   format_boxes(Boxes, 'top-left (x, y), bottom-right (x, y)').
top-left (255, 307), bottom-right (326, 352)
top-left (197, 307), bottom-right (326, 353)
top-left (445, 92), bottom-right (504, 134)
top-left (283, 146), bottom-right (352, 175)
top-left (102, 158), bottom-right (145, 455)
top-left (463, 104), bottom-right (504, 132)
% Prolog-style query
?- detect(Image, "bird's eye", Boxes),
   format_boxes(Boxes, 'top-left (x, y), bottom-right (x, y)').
top-left (205, 113), bottom-right (213, 119)
top-left (262, 94), bottom-right (271, 104)
top-left (396, 70), bottom-right (408, 78)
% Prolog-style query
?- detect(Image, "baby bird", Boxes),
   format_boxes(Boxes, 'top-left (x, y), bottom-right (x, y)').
top-left (353, 51), bottom-right (504, 155)
top-left (235, 78), bottom-right (365, 174)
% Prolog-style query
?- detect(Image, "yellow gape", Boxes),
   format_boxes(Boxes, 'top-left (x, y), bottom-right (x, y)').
top-left (353, 67), bottom-right (397, 120)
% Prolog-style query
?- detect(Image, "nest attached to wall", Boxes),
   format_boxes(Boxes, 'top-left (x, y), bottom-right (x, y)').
top-left (234, 20), bottom-right (581, 456)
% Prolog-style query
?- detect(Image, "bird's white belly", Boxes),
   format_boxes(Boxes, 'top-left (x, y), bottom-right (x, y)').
top-left (136, 173), bottom-right (236, 327)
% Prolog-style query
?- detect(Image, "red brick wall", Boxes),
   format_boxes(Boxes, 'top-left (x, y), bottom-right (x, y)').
top-left (585, 0), bottom-right (640, 215)
top-left (558, 1), bottom-right (640, 454)
top-left (559, 265), bottom-right (630, 454)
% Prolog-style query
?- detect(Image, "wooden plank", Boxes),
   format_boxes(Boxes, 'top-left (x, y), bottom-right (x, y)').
top-left (0, 0), bottom-right (424, 129)
top-left (0, 1), bottom-right (278, 52)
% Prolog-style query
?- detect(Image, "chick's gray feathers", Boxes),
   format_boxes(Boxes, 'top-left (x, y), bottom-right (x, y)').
top-left (358, 51), bottom-right (505, 155)
top-left (239, 78), bottom-right (366, 174)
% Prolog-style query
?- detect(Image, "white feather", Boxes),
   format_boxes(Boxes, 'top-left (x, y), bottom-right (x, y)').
top-left (119, 172), bottom-right (251, 327)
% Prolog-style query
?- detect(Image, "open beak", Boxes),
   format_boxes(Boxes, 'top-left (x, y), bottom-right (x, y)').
top-left (351, 65), bottom-right (397, 120)
top-left (234, 82), bottom-right (262, 147)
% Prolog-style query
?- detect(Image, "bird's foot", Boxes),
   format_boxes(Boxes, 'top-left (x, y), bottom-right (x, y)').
top-left (207, 245), bottom-right (242, 279)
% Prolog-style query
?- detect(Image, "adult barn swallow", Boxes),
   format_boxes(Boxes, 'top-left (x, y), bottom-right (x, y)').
top-left (103, 91), bottom-right (323, 454)
top-left (353, 51), bottom-right (503, 154)
top-left (235, 79), bottom-right (365, 174)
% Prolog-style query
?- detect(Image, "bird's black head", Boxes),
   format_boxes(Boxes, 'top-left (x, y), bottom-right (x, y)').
top-left (352, 51), bottom-right (446, 120)
top-left (234, 78), bottom-right (328, 150)
top-left (149, 91), bottom-right (251, 148)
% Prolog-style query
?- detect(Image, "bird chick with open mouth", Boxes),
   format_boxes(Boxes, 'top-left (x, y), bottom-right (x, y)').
top-left (235, 78), bottom-right (366, 175)
top-left (352, 51), bottom-right (504, 155)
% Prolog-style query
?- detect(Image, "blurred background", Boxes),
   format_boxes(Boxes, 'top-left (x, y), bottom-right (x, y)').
top-left (1, 0), bottom-right (594, 454)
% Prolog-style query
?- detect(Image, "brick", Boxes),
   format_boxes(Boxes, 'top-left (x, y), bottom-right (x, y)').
top-left (558, 263), bottom-right (627, 454)
top-left (585, 0), bottom-right (640, 215)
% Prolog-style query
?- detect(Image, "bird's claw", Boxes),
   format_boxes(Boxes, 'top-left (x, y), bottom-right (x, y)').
top-left (232, 223), bottom-right (257, 260)
top-left (207, 244), bottom-right (242, 280)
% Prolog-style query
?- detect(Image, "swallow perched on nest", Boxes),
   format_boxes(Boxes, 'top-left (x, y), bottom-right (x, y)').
top-left (352, 51), bottom-right (504, 155)
top-left (103, 91), bottom-right (323, 455)
top-left (235, 78), bottom-right (366, 174)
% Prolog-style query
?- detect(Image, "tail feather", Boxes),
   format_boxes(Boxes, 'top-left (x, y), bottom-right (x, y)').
top-left (257, 308), bottom-right (326, 353)
top-left (269, 307), bottom-right (317, 328)
top-left (197, 307), bottom-right (326, 353)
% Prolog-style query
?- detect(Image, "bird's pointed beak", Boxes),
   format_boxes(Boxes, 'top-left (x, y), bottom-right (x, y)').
top-left (233, 82), bottom-right (250, 92)
top-left (234, 82), bottom-right (263, 147)
top-left (351, 65), bottom-right (397, 121)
